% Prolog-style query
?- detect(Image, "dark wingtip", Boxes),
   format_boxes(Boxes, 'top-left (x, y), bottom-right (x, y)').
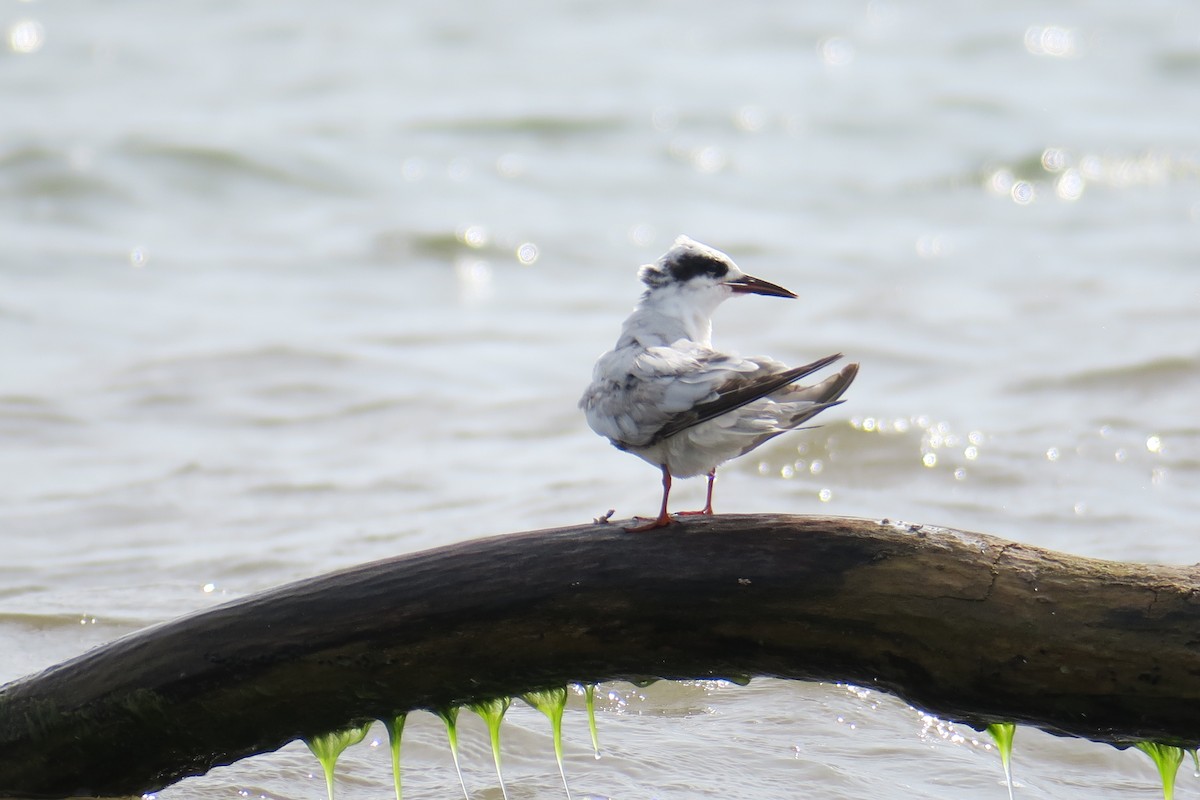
top-left (795, 352), bottom-right (843, 377)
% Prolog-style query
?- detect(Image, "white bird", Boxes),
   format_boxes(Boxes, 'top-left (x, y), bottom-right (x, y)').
top-left (580, 236), bottom-right (858, 531)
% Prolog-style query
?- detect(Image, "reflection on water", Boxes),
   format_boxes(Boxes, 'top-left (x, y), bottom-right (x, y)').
top-left (2, 0), bottom-right (1199, 798)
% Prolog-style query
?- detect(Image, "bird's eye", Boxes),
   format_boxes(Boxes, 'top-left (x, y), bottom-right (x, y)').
top-left (669, 252), bottom-right (727, 282)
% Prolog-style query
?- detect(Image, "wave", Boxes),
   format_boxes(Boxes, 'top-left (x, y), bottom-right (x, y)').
top-left (0, 144), bottom-right (126, 202)
top-left (0, 137), bottom-right (351, 207)
top-left (895, 146), bottom-right (1200, 199)
top-left (0, 394), bottom-right (79, 426)
top-left (116, 345), bottom-right (357, 386)
top-left (1009, 353), bottom-right (1200, 394)
top-left (119, 137), bottom-right (349, 193)
top-left (0, 611), bottom-right (141, 630)
top-left (407, 113), bottom-right (626, 136)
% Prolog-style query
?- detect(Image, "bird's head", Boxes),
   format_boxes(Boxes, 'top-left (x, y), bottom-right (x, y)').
top-left (638, 236), bottom-right (796, 317)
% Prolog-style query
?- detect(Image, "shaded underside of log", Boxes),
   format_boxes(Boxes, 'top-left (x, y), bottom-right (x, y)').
top-left (1, 514), bottom-right (1198, 797)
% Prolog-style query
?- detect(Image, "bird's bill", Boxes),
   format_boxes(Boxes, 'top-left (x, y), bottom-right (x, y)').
top-left (724, 274), bottom-right (798, 299)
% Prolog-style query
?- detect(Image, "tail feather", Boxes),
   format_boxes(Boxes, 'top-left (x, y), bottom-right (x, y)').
top-left (776, 362), bottom-right (858, 407)
top-left (730, 363), bottom-right (859, 458)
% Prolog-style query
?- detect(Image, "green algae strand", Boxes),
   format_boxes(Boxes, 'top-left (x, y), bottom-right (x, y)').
top-left (1135, 741), bottom-right (1185, 800)
top-left (382, 713), bottom-right (406, 800)
top-left (583, 684), bottom-right (601, 758)
top-left (522, 687), bottom-right (573, 799)
top-left (468, 697), bottom-right (513, 800)
top-left (435, 706), bottom-right (471, 800)
top-left (302, 722), bottom-right (373, 800)
top-left (986, 723), bottom-right (1016, 800)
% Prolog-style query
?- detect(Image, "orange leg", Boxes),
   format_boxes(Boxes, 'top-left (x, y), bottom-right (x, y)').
top-left (626, 466), bottom-right (674, 532)
top-left (676, 470), bottom-right (716, 516)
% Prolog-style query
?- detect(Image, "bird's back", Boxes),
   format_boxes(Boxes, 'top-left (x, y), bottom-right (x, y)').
top-left (581, 335), bottom-right (854, 453)
top-left (580, 338), bottom-right (747, 448)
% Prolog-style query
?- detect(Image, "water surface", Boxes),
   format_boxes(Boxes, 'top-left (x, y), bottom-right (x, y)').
top-left (2, 1), bottom-right (1199, 797)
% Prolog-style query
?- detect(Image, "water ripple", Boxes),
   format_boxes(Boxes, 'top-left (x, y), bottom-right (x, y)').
top-left (407, 114), bottom-right (626, 136)
top-left (1009, 353), bottom-right (1200, 394)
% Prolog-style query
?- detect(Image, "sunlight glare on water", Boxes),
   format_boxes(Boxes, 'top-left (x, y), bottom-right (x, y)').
top-left (8, 18), bottom-right (44, 54)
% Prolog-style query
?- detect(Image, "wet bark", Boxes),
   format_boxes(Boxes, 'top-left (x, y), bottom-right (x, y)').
top-left (1, 514), bottom-right (1198, 797)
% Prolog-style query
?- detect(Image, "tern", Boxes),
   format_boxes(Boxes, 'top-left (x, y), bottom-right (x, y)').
top-left (580, 236), bottom-right (858, 531)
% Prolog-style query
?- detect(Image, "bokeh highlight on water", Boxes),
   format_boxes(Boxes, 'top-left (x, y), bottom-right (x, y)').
top-left (2, 1), bottom-right (1199, 797)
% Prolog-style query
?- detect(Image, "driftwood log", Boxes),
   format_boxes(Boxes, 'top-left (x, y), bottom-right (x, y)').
top-left (1, 514), bottom-right (1198, 797)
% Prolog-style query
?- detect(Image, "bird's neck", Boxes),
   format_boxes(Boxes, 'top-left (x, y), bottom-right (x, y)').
top-left (620, 294), bottom-right (715, 347)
